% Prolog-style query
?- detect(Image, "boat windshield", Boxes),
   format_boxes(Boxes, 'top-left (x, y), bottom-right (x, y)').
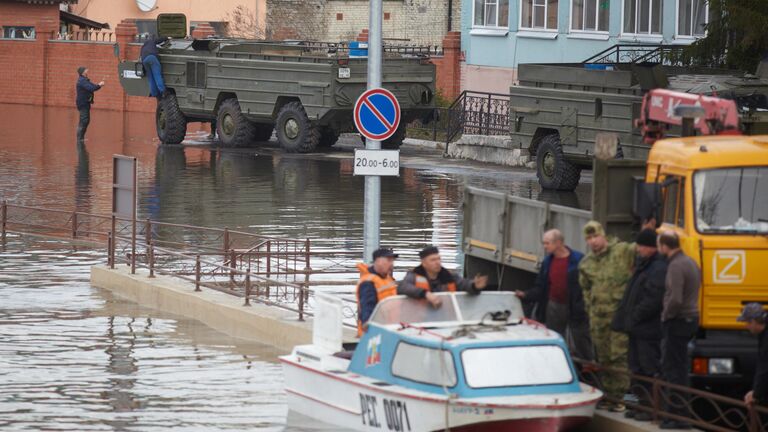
top-left (462, 345), bottom-right (573, 388)
top-left (694, 167), bottom-right (768, 234)
top-left (368, 292), bottom-right (524, 326)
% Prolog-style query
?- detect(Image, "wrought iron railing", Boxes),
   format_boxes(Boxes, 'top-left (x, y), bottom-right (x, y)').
top-left (583, 44), bottom-right (689, 66)
top-left (575, 358), bottom-right (768, 431)
top-left (445, 90), bottom-right (511, 144)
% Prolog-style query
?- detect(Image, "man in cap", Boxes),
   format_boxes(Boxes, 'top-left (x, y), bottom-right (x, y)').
top-left (398, 246), bottom-right (487, 307)
top-left (612, 229), bottom-right (667, 421)
top-left (356, 248), bottom-right (398, 336)
top-left (578, 220), bottom-right (636, 412)
top-left (739, 303), bottom-right (768, 407)
top-left (75, 67), bottom-right (105, 142)
top-left (515, 229), bottom-right (593, 361)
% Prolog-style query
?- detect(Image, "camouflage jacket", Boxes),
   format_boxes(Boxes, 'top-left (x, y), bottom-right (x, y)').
top-left (578, 238), bottom-right (636, 322)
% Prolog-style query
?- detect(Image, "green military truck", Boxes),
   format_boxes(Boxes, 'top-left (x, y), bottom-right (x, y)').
top-left (508, 47), bottom-right (768, 190)
top-left (118, 14), bottom-right (436, 152)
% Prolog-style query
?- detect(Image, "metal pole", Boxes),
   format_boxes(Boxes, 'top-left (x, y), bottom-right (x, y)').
top-left (110, 215), bottom-right (116, 269)
top-left (195, 254), bottom-right (201, 292)
top-left (71, 212), bottom-right (78, 239)
top-left (244, 269), bottom-right (251, 307)
top-left (1, 200), bottom-right (6, 242)
top-left (148, 243), bottom-right (155, 278)
top-left (363, 0), bottom-right (383, 262)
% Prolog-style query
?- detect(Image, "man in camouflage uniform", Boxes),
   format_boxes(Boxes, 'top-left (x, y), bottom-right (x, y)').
top-left (579, 221), bottom-right (635, 412)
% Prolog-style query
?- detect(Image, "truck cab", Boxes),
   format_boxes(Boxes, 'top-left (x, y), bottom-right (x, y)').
top-left (643, 135), bottom-right (768, 391)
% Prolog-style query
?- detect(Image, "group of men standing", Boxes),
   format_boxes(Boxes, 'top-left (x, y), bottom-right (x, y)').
top-left (514, 221), bottom-right (701, 429)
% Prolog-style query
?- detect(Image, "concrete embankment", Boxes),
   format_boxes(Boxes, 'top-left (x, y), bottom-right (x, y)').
top-left (90, 265), bottom-right (356, 351)
top-left (445, 134), bottom-right (536, 168)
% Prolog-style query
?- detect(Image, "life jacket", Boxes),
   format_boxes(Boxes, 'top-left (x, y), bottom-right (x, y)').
top-left (356, 263), bottom-right (397, 336)
top-left (413, 265), bottom-right (457, 293)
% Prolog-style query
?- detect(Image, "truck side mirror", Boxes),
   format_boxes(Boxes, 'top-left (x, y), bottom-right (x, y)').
top-left (633, 178), bottom-right (661, 223)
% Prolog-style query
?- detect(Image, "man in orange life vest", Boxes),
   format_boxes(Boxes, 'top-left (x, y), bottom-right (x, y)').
top-left (357, 248), bottom-right (399, 336)
top-left (398, 246), bottom-right (487, 306)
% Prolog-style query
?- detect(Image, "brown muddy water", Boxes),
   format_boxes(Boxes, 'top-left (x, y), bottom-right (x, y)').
top-left (0, 104), bottom-right (591, 430)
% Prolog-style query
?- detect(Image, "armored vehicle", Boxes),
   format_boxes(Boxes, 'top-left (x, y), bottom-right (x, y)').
top-left (118, 14), bottom-right (436, 152)
top-left (508, 45), bottom-right (768, 190)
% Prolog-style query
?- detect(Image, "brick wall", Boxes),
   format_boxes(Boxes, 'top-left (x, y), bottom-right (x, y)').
top-left (266, 0), bottom-right (460, 47)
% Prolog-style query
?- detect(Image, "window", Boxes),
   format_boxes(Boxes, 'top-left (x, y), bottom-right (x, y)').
top-left (572, 0), bottom-right (609, 32)
top-left (677, 0), bottom-right (707, 37)
top-left (462, 345), bottom-right (573, 388)
top-left (391, 342), bottom-right (457, 387)
top-left (694, 168), bottom-right (768, 234)
top-left (521, 0), bottom-right (558, 30)
top-left (663, 176), bottom-right (685, 227)
top-left (135, 19), bottom-right (158, 39)
top-left (473, 0), bottom-right (510, 28)
top-left (623, 0), bottom-right (662, 35)
top-left (3, 26), bottom-right (35, 39)
top-left (186, 61), bottom-right (207, 88)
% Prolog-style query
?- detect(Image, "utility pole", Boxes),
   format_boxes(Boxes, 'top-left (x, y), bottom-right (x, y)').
top-left (363, 0), bottom-right (383, 262)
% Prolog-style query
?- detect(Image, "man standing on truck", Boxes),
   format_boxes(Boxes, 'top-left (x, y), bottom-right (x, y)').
top-left (578, 221), bottom-right (635, 412)
top-left (398, 246), bottom-right (487, 307)
top-left (141, 35), bottom-right (169, 99)
top-left (75, 66), bottom-right (104, 142)
top-left (612, 229), bottom-right (667, 421)
top-left (739, 303), bottom-right (768, 407)
top-left (356, 248), bottom-right (399, 336)
top-left (658, 230), bottom-right (700, 430)
top-left (515, 229), bottom-right (593, 360)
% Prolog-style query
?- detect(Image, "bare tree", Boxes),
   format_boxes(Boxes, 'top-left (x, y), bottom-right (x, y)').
top-left (224, 5), bottom-right (264, 40)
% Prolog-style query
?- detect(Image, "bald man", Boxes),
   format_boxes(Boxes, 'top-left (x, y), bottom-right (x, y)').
top-left (516, 229), bottom-right (593, 360)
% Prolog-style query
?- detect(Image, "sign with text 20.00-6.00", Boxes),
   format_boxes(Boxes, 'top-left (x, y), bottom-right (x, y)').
top-left (353, 149), bottom-right (400, 176)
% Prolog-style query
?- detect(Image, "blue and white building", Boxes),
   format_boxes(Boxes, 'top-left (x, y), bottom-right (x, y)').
top-left (461, 0), bottom-right (708, 93)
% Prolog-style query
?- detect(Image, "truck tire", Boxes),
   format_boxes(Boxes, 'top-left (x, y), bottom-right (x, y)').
top-left (254, 124), bottom-right (274, 142)
top-left (357, 123), bottom-right (406, 149)
top-left (318, 127), bottom-right (340, 148)
top-left (275, 102), bottom-right (320, 153)
top-left (536, 135), bottom-right (581, 191)
top-left (216, 98), bottom-right (256, 147)
top-left (156, 93), bottom-right (187, 144)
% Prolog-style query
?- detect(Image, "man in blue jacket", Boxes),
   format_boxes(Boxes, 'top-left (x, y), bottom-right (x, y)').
top-left (141, 35), bottom-right (169, 98)
top-left (75, 67), bottom-right (104, 142)
top-left (516, 229), bottom-right (593, 360)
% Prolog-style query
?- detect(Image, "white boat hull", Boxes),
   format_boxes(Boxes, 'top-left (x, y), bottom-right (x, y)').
top-left (281, 354), bottom-right (601, 432)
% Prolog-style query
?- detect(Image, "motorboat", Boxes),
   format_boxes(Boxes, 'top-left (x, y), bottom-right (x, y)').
top-left (280, 292), bottom-right (602, 432)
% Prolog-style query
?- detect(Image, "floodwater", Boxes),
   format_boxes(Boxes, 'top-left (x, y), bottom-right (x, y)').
top-left (0, 104), bottom-right (591, 431)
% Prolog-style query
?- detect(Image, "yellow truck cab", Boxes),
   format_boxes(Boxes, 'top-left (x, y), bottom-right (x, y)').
top-left (645, 135), bottom-right (768, 391)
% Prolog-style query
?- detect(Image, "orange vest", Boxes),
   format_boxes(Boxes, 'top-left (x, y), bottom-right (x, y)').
top-left (356, 263), bottom-right (397, 336)
top-left (414, 273), bottom-right (457, 293)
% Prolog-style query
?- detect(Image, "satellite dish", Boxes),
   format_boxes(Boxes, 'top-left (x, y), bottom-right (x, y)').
top-left (136, 0), bottom-right (157, 12)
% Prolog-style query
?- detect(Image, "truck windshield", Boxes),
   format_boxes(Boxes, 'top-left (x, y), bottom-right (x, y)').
top-left (694, 167), bottom-right (768, 234)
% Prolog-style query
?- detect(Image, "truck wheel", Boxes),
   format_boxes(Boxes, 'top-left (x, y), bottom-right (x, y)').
top-left (536, 135), bottom-right (581, 191)
top-left (318, 127), bottom-right (341, 148)
top-left (357, 124), bottom-right (406, 149)
top-left (156, 93), bottom-right (187, 144)
top-left (275, 102), bottom-right (320, 153)
top-left (254, 124), bottom-right (274, 142)
top-left (216, 98), bottom-right (256, 147)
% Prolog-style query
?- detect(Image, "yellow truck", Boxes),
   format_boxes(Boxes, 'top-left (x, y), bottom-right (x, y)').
top-left (462, 134), bottom-right (768, 393)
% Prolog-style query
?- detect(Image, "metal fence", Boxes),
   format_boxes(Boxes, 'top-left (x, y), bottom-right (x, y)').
top-left (582, 44), bottom-right (692, 66)
top-left (575, 358), bottom-right (768, 431)
top-left (445, 90), bottom-right (511, 144)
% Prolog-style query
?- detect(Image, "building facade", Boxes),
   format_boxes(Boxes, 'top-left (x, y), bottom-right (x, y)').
top-left (266, 0), bottom-right (461, 47)
top-left (69, 0), bottom-right (266, 38)
top-left (461, 0), bottom-right (707, 93)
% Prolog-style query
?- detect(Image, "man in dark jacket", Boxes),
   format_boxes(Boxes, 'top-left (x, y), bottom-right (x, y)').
top-left (141, 35), bottom-right (169, 98)
top-left (516, 229), bottom-right (593, 360)
top-left (75, 67), bottom-right (104, 142)
top-left (398, 246), bottom-right (486, 307)
top-left (612, 229), bottom-right (667, 421)
top-left (739, 303), bottom-right (767, 407)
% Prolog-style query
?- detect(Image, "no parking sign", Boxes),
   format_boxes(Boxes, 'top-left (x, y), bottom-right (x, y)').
top-left (354, 88), bottom-right (401, 142)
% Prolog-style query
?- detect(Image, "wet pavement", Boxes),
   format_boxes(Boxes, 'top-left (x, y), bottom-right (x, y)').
top-left (0, 104), bottom-right (592, 430)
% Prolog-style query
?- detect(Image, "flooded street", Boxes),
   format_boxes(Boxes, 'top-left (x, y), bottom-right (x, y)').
top-left (0, 104), bottom-right (591, 430)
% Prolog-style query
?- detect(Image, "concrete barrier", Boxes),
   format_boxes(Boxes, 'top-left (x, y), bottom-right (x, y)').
top-left (446, 134), bottom-right (536, 168)
top-left (90, 265), bottom-right (356, 352)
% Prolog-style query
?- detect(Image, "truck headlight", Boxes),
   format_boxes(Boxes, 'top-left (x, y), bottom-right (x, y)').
top-left (708, 358), bottom-right (734, 375)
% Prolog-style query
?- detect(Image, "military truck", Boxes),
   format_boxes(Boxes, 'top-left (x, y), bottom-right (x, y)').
top-left (509, 46), bottom-right (768, 190)
top-left (118, 14), bottom-right (436, 152)
top-left (462, 135), bottom-right (768, 395)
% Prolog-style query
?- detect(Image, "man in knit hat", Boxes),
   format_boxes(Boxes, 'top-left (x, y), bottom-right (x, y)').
top-left (75, 67), bottom-right (104, 142)
top-left (578, 220), bottom-right (636, 412)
